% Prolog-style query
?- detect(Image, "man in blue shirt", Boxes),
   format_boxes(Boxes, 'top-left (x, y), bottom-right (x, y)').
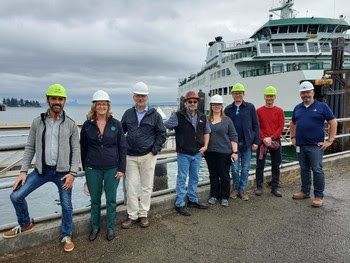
top-left (290, 81), bottom-right (337, 207)
top-left (224, 83), bottom-right (260, 201)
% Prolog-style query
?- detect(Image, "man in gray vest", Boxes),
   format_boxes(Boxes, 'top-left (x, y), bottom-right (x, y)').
top-left (3, 84), bottom-right (80, 252)
top-left (165, 91), bottom-right (210, 216)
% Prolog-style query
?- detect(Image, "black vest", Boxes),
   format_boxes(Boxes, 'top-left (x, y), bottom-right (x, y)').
top-left (175, 109), bottom-right (206, 155)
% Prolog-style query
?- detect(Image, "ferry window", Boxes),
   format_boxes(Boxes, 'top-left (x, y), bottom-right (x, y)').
top-left (210, 74), bottom-right (213, 80)
top-left (223, 87), bottom-right (228, 95)
top-left (218, 88), bottom-right (222, 95)
top-left (310, 63), bottom-right (320, 69)
top-left (259, 43), bottom-right (270, 53)
top-left (308, 42), bottom-right (319, 52)
top-left (297, 43), bottom-right (307, 52)
top-left (272, 64), bottom-right (283, 73)
top-left (299, 63), bottom-right (308, 70)
top-left (319, 25), bottom-right (327, 32)
top-left (226, 68), bottom-right (231, 75)
top-left (335, 26), bottom-right (343, 33)
top-left (271, 26), bottom-right (278, 34)
top-left (289, 25), bottom-right (298, 33)
top-left (217, 70), bottom-right (221, 78)
top-left (328, 25), bottom-right (336, 33)
top-left (222, 69), bottom-right (226, 77)
top-left (229, 86), bottom-right (233, 92)
top-left (320, 42), bottom-right (331, 52)
top-left (279, 26), bottom-right (288, 33)
top-left (308, 25), bottom-right (318, 34)
top-left (298, 24), bottom-right (308, 32)
top-left (285, 43), bottom-right (296, 52)
top-left (272, 43), bottom-right (283, 53)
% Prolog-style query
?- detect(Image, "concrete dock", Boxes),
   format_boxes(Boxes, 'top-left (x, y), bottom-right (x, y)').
top-left (0, 152), bottom-right (350, 262)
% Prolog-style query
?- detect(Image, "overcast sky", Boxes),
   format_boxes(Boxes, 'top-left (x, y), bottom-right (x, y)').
top-left (0, 0), bottom-right (349, 104)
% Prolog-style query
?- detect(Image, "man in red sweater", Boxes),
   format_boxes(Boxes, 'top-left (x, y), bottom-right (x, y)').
top-left (255, 86), bottom-right (284, 197)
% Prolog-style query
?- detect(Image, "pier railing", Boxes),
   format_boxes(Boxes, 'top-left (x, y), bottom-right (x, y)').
top-left (0, 118), bottom-right (350, 231)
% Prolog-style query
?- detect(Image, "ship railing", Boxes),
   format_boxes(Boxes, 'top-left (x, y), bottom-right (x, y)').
top-left (240, 62), bottom-right (325, 78)
top-left (222, 51), bottom-right (257, 63)
top-left (224, 38), bottom-right (254, 48)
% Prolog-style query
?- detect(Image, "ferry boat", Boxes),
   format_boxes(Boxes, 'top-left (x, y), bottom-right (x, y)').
top-left (177, 0), bottom-right (350, 116)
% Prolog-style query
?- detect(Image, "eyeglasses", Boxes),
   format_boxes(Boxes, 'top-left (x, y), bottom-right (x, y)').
top-left (187, 100), bottom-right (198, 104)
top-left (96, 103), bottom-right (108, 107)
top-left (236, 107), bottom-right (240, 115)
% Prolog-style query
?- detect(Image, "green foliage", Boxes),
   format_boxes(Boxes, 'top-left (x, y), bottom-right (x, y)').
top-left (2, 97), bottom-right (41, 107)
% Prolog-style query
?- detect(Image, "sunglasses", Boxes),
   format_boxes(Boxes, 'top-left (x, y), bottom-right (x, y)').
top-left (187, 100), bottom-right (198, 104)
top-left (236, 107), bottom-right (240, 115)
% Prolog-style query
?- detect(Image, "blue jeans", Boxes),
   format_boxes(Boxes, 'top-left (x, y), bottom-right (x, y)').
top-left (175, 152), bottom-right (202, 207)
top-left (10, 168), bottom-right (73, 238)
top-left (231, 143), bottom-right (252, 192)
top-left (297, 145), bottom-right (325, 198)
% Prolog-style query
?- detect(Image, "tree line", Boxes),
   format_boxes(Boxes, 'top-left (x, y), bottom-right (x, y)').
top-left (2, 98), bottom-right (41, 107)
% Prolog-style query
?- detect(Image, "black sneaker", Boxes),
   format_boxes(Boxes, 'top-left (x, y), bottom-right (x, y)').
top-left (175, 206), bottom-right (191, 216)
top-left (187, 200), bottom-right (208, 209)
top-left (271, 189), bottom-right (282, 197)
top-left (255, 188), bottom-right (263, 196)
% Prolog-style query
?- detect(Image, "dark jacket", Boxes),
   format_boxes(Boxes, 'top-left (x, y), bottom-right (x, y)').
top-left (224, 101), bottom-right (260, 147)
top-left (121, 107), bottom-right (167, 156)
top-left (175, 108), bottom-right (207, 155)
top-left (80, 117), bottom-right (127, 173)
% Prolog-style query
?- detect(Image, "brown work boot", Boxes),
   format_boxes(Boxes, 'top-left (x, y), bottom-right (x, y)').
top-left (230, 190), bottom-right (239, 199)
top-left (139, 217), bottom-right (149, 228)
top-left (3, 223), bottom-right (34, 239)
top-left (62, 236), bottom-right (75, 252)
top-left (312, 198), bottom-right (324, 207)
top-left (292, 192), bottom-right (310, 200)
top-left (122, 218), bottom-right (138, 229)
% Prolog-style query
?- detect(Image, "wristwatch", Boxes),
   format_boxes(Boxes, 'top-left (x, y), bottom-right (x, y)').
top-left (233, 152), bottom-right (238, 154)
top-left (327, 139), bottom-right (334, 143)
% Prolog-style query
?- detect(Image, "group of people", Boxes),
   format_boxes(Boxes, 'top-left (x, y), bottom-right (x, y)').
top-left (2, 80), bottom-right (337, 252)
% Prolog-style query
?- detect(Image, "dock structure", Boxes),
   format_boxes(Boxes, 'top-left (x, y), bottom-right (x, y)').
top-left (0, 151), bottom-right (350, 261)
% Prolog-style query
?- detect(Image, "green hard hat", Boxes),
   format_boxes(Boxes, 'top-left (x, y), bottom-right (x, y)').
top-left (231, 83), bottom-right (245, 93)
top-left (264, 86), bottom-right (277, 96)
top-left (46, 84), bottom-right (67, 98)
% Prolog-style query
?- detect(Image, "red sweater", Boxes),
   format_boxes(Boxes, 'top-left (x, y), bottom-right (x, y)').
top-left (256, 106), bottom-right (285, 141)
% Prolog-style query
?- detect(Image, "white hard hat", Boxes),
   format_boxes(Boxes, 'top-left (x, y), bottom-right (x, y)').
top-left (210, 94), bottom-right (224, 104)
top-left (298, 81), bottom-right (314, 92)
top-left (92, 90), bottom-right (110, 102)
top-left (133, 82), bottom-right (149, 95)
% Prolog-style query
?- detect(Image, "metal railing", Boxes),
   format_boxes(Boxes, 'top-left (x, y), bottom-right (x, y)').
top-left (0, 119), bottom-right (350, 231)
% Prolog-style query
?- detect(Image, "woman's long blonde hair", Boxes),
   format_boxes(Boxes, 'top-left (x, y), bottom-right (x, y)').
top-left (87, 101), bottom-right (113, 121)
top-left (208, 104), bottom-right (224, 122)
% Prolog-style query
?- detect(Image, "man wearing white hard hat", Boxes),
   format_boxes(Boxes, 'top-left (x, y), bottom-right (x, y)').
top-left (121, 82), bottom-right (166, 228)
top-left (290, 81), bottom-right (337, 207)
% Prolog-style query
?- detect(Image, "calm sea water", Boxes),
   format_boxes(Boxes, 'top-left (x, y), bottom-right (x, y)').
top-left (0, 105), bottom-right (297, 226)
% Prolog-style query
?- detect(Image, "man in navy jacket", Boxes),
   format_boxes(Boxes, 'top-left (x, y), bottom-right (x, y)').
top-left (121, 82), bottom-right (166, 229)
top-left (224, 83), bottom-right (260, 201)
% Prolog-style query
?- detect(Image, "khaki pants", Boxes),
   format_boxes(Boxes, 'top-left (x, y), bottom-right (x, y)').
top-left (125, 153), bottom-right (157, 220)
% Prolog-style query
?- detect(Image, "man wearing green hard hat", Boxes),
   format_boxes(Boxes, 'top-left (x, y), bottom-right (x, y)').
top-left (255, 86), bottom-right (284, 197)
top-left (224, 83), bottom-right (260, 201)
top-left (3, 84), bottom-right (80, 252)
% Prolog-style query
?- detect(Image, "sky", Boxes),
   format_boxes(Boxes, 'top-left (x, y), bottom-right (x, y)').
top-left (0, 0), bottom-right (349, 104)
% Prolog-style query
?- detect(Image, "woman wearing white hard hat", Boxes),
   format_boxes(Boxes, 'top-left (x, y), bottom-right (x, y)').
top-left (80, 90), bottom-right (127, 241)
top-left (205, 95), bottom-right (238, 207)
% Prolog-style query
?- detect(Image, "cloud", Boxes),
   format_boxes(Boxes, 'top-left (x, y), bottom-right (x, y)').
top-left (0, 0), bottom-right (349, 104)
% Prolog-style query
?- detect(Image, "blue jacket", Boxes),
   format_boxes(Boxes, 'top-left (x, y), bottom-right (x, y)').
top-left (121, 107), bottom-right (167, 156)
top-left (224, 101), bottom-right (260, 147)
top-left (80, 117), bottom-right (127, 173)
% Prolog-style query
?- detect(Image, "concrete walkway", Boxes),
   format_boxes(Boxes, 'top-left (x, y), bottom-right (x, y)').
top-left (1, 161), bottom-right (349, 262)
